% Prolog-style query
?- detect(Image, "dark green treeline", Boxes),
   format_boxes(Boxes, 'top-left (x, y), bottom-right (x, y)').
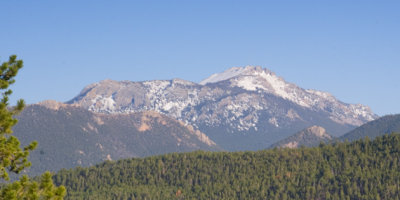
top-left (53, 133), bottom-right (400, 200)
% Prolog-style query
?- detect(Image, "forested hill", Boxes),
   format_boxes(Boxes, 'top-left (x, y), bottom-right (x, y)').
top-left (53, 133), bottom-right (400, 200)
top-left (341, 114), bottom-right (400, 142)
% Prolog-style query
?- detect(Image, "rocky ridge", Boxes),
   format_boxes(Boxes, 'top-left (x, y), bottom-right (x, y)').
top-left (66, 66), bottom-right (377, 150)
top-left (269, 126), bottom-right (333, 148)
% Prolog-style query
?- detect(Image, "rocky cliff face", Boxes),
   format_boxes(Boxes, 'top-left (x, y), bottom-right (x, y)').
top-left (67, 66), bottom-right (377, 150)
top-left (269, 126), bottom-right (333, 148)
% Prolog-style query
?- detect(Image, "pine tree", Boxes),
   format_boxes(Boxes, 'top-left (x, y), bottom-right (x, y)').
top-left (0, 55), bottom-right (66, 199)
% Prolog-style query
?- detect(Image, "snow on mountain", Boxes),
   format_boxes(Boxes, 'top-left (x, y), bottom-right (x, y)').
top-left (67, 66), bottom-right (378, 150)
top-left (202, 66), bottom-right (325, 107)
top-left (200, 67), bottom-right (250, 85)
top-left (227, 66), bottom-right (311, 107)
top-left (200, 66), bottom-right (376, 122)
top-left (202, 66), bottom-right (376, 123)
top-left (68, 66), bottom-right (377, 127)
top-left (69, 66), bottom-right (377, 126)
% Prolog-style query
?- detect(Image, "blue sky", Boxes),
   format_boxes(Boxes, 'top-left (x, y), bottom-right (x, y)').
top-left (1, 1), bottom-right (399, 116)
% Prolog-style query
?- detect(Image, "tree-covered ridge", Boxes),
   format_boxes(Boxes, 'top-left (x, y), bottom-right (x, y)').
top-left (341, 114), bottom-right (400, 142)
top-left (54, 133), bottom-right (400, 200)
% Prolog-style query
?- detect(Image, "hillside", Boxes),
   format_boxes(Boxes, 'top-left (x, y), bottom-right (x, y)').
top-left (53, 133), bottom-right (400, 200)
top-left (341, 114), bottom-right (400, 142)
top-left (269, 126), bottom-right (333, 148)
top-left (12, 101), bottom-right (220, 177)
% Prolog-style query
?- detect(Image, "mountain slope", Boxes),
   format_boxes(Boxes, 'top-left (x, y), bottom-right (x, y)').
top-left (269, 126), bottom-right (333, 148)
top-left (340, 114), bottom-right (400, 142)
top-left (67, 66), bottom-right (377, 150)
top-left (12, 101), bottom-right (220, 177)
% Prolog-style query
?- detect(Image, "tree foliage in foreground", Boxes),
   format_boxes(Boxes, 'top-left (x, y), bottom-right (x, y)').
top-left (55, 133), bottom-right (400, 200)
top-left (0, 55), bottom-right (65, 199)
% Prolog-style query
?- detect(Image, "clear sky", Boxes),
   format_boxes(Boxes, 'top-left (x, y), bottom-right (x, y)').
top-left (1, 1), bottom-right (399, 116)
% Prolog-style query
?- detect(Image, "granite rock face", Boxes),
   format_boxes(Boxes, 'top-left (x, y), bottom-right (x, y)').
top-left (269, 126), bottom-right (333, 149)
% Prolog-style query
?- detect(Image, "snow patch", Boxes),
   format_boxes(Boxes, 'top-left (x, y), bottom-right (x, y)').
top-left (306, 89), bottom-right (335, 102)
top-left (236, 76), bottom-right (266, 91)
top-left (101, 96), bottom-right (117, 111)
top-left (143, 80), bottom-right (170, 94)
top-left (163, 102), bottom-right (179, 111)
top-left (349, 104), bottom-right (375, 121)
top-left (259, 71), bottom-right (289, 98)
top-left (172, 78), bottom-right (197, 86)
top-left (269, 117), bottom-right (279, 127)
top-left (89, 95), bottom-right (117, 112)
top-left (200, 66), bottom-right (253, 85)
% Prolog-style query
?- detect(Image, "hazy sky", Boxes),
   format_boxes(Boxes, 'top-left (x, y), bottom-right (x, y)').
top-left (1, 1), bottom-right (399, 116)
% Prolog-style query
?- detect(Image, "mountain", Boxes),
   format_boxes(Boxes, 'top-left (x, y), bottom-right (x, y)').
top-left (12, 100), bottom-right (220, 177)
top-left (67, 66), bottom-right (377, 150)
top-left (340, 114), bottom-right (400, 142)
top-left (269, 126), bottom-right (333, 148)
top-left (53, 133), bottom-right (400, 200)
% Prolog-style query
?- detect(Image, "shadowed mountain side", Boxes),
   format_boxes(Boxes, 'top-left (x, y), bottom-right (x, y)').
top-left (341, 114), bottom-right (400, 142)
top-left (12, 101), bottom-right (220, 177)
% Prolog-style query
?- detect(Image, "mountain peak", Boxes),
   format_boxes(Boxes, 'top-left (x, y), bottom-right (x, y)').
top-left (200, 66), bottom-right (295, 98)
top-left (199, 65), bottom-right (269, 85)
